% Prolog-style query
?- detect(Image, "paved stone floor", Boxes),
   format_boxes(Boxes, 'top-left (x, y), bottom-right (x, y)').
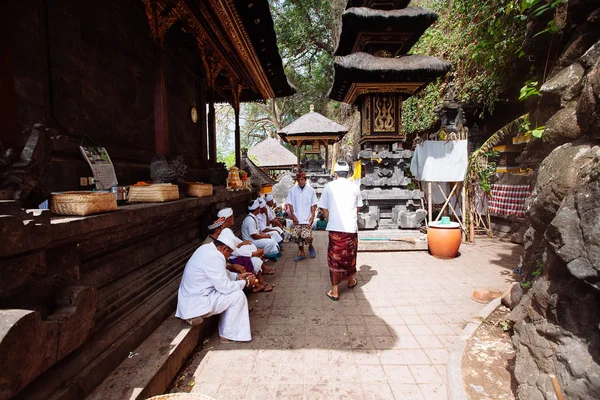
top-left (188, 231), bottom-right (522, 399)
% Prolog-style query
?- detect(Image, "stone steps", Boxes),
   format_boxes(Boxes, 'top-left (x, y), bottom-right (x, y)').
top-left (87, 315), bottom-right (217, 400)
top-left (14, 241), bottom-right (198, 400)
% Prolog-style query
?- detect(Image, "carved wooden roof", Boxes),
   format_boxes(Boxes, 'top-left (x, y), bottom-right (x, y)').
top-left (142, 0), bottom-right (294, 103)
top-left (328, 52), bottom-right (451, 104)
top-left (278, 111), bottom-right (348, 143)
top-left (335, 7), bottom-right (438, 56)
top-left (346, 0), bottom-right (410, 10)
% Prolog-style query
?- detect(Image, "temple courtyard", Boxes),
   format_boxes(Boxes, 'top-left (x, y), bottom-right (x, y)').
top-left (170, 231), bottom-right (521, 399)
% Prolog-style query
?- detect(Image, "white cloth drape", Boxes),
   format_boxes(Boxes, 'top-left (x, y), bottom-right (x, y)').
top-left (410, 140), bottom-right (468, 182)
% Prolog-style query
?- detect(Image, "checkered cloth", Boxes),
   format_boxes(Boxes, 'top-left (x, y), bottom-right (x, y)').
top-left (488, 184), bottom-right (530, 218)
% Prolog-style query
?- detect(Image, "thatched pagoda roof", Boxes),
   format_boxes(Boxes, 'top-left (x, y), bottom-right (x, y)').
top-left (328, 52), bottom-right (451, 104)
top-left (278, 110), bottom-right (348, 143)
top-left (248, 138), bottom-right (297, 168)
top-left (346, 0), bottom-right (410, 10)
top-left (335, 7), bottom-right (438, 56)
top-left (241, 150), bottom-right (277, 186)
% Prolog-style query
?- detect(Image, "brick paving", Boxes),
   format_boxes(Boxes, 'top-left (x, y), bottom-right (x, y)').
top-left (188, 231), bottom-right (521, 399)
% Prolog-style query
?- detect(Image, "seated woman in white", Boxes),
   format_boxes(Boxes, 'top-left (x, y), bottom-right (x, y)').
top-left (175, 232), bottom-right (259, 342)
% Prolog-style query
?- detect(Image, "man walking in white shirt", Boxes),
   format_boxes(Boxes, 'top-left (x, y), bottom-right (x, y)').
top-left (318, 161), bottom-right (363, 300)
top-left (286, 170), bottom-right (318, 262)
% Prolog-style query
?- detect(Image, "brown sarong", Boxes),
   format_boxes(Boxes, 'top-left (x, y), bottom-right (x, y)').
top-left (327, 231), bottom-right (358, 285)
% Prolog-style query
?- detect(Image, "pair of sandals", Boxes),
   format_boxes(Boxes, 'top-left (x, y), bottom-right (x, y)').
top-left (293, 247), bottom-right (316, 262)
top-left (252, 283), bottom-right (274, 293)
top-left (326, 277), bottom-right (358, 301)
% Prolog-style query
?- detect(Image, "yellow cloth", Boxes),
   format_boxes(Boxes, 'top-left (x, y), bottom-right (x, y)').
top-left (350, 160), bottom-right (361, 181)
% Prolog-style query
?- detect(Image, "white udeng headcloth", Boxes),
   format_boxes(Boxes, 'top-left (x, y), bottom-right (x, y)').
top-left (265, 194), bottom-right (274, 202)
top-left (248, 199), bottom-right (260, 211)
top-left (218, 207), bottom-right (233, 218)
top-left (258, 198), bottom-right (267, 208)
top-left (217, 228), bottom-right (237, 249)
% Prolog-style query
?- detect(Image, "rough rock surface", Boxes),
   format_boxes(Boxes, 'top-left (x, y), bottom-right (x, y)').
top-left (511, 140), bottom-right (600, 400)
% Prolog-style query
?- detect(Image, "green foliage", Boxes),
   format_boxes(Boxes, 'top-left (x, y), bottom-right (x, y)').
top-left (402, 79), bottom-right (442, 134)
top-left (477, 150), bottom-right (500, 193)
top-left (407, 0), bottom-right (530, 128)
top-left (519, 80), bottom-right (541, 101)
top-left (521, 260), bottom-right (545, 289)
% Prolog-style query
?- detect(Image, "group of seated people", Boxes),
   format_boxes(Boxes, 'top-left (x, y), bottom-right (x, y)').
top-left (175, 194), bottom-right (285, 343)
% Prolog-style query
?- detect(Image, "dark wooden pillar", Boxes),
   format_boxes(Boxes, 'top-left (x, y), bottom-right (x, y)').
top-left (296, 141), bottom-right (301, 168)
top-left (207, 86), bottom-right (217, 163)
top-left (153, 45), bottom-right (169, 155)
top-left (230, 81), bottom-right (242, 168)
top-left (234, 106), bottom-right (241, 168)
top-left (198, 82), bottom-right (208, 166)
top-left (0, 7), bottom-right (19, 149)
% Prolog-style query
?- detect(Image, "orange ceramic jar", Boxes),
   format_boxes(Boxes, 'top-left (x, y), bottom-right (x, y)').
top-left (427, 221), bottom-right (462, 259)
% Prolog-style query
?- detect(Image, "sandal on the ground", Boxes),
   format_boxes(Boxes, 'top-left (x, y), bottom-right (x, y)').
top-left (262, 266), bottom-right (276, 275)
top-left (261, 283), bottom-right (274, 292)
top-left (293, 255), bottom-right (306, 262)
top-left (348, 277), bottom-right (358, 289)
top-left (309, 248), bottom-right (316, 258)
top-left (185, 316), bottom-right (204, 326)
top-left (326, 290), bottom-right (339, 301)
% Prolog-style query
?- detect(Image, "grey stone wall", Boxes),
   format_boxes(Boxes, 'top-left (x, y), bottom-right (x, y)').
top-left (510, 1), bottom-right (600, 398)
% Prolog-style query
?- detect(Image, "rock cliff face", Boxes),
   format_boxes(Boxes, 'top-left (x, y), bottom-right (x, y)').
top-left (510, 1), bottom-right (600, 398)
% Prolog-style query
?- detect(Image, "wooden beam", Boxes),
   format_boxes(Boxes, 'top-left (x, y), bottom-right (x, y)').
top-left (0, 7), bottom-right (19, 149)
top-left (208, 86), bottom-right (217, 163)
top-left (198, 79), bottom-right (208, 166)
top-left (153, 45), bottom-right (169, 155)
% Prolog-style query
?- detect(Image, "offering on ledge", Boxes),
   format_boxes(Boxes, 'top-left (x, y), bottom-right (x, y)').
top-left (51, 191), bottom-right (118, 216)
top-left (185, 182), bottom-right (213, 197)
top-left (127, 183), bottom-right (179, 203)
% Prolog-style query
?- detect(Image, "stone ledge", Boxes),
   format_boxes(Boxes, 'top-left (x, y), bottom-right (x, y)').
top-left (447, 296), bottom-right (503, 400)
top-left (88, 315), bottom-right (217, 400)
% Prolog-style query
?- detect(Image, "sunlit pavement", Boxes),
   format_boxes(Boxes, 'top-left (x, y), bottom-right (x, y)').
top-left (187, 231), bottom-right (521, 399)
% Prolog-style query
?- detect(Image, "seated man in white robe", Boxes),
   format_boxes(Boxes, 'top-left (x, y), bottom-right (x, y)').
top-left (218, 207), bottom-right (275, 275)
top-left (257, 197), bottom-right (283, 244)
top-left (242, 199), bottom-right (281, 259)
top-left (175, 231), bottom-right (259, 342)
top-left (265, 194), bottom-right (284, 230)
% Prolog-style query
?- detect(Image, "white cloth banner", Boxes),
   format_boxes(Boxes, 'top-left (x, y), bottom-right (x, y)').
top-left (410, 140), bottom-right (468, 182)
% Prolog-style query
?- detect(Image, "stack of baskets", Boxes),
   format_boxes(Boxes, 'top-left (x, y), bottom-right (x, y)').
top-left (128, 183), bottom-right (179, 202)
top-left (51, 191), bottom-right (118, 216)
top-left (185, 182), bottom-right (213, 198)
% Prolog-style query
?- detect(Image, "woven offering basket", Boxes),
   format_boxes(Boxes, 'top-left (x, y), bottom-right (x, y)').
top-left (51, 191), bottom-right (118, 216)
top-left (146, 394), bottom-right (215, 400)
top-left (128, 183), bottom-right (179, 203)
top-left (185, 182), bottom-right (213, 198)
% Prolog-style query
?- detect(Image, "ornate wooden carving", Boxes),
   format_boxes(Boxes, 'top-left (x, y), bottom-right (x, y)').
top-left (374, 95), bottom-right (396, 133)
top-left (345, 82), bottom-right (423, 104)
top-left (141, 0), bottom-right (181, 46)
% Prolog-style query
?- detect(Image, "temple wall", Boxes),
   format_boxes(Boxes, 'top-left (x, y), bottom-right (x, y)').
top-left (8, 0), bottom-right (214, 191)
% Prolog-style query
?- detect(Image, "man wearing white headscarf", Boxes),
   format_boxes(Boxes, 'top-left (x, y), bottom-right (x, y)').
top-left (218, 207), bottom-right (275, 276)
top-left (319, 161), bottom-right (363, 301)
top-left (242, 199), bottom-right (281, 258)
top-left (265, 194), bottom-right (284, 229)
top-left (175, 230), bottom-right (258, 342)
top-left (257, 197), bottom-right (283, 243)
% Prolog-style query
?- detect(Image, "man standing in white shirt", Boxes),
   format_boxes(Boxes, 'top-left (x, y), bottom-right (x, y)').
top-left (175, 230), bottom-right (258, 342)
top-left (286, 170), bottom-right (318, 262)
top-left (242, 199), bottom-right (281, 259)
top-left (318, 161), bottom-right (363, 300)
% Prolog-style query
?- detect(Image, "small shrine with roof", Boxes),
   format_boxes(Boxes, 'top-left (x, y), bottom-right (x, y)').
top-left (329, 0), bottom-right (451, 229)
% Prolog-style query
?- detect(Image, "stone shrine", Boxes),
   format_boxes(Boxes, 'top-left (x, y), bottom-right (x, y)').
top-left (329, 1), bottom-right (451, 229)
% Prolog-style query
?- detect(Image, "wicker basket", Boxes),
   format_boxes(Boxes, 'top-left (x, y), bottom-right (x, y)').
top-left (51, 191), bottom-right (118, 216)
top-left (185, 182), bottom-right (213, 198)
top-left (146, 394), bottom-right (215, 400)
top-left (128, 183), bottom-right (179, 203)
